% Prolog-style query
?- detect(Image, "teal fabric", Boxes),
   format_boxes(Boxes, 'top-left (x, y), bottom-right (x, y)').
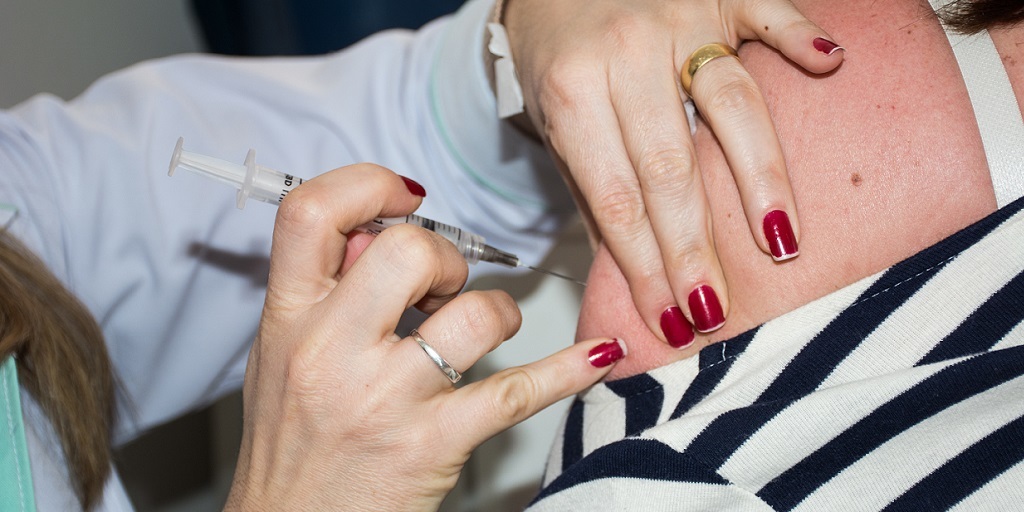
top-left (0, 356), bottom-right (35, 512)
top-left (0, 203), bottom-right (17, 229)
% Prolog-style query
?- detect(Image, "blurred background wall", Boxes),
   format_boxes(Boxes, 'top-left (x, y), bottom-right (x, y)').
top-left (1, 1), bottom-right (590, 510)
top-left (0, 0), bottom-right (202, 108)
top-left (189, 0), bottom-right (466, 56)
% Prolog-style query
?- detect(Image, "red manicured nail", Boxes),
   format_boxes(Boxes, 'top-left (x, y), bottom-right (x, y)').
top-left (401, 176), bottom-right (426, 197)
top-left (588, 339), bottom-right (627, 368)
top-left (764, 210), bottom-right (799, 261)
top-left (661, 307), bottom-right (695, 349)
top-left (813, 37), bottom-right (844, 56)
top-left (688, 285), bottom-right (725, 333)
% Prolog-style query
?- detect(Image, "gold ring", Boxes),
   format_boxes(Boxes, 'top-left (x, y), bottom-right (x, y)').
top-left (681, 43), bottom-right (739, 96)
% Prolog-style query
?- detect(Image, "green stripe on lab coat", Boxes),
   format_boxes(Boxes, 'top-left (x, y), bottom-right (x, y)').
top-left (0, 356), bottom-right (35, 512)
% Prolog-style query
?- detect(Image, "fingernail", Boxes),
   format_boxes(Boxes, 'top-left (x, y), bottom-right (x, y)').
top-left (401, 176), bottom-right (426, 197)
top-left (813, 37), bottom-right (845, 56)
top-left (688, 285), bottom-right (725, 333)
top-left (661, 307), bottom-right (695, 349)
top-left (763, 210), bottom-right (799, 261)
top-left (588, 338), bottom-right (628, 368)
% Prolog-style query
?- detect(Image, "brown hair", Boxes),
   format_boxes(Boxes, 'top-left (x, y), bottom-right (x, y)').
top-left (938, 0), bottom-right (1024, 33)
top-left (0, 230), bottom-right (114, 510)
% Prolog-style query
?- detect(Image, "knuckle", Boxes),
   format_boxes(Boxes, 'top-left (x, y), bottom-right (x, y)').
top-left (664, 236), bottom-right (712, 274)
top-left (590, 185), bottom-right (647, 234)
top-left (457, 290), bottom-right (520, 336)
top-left (637, 146), bottom-right (698, 191)
top-left (493, 291), bottom-right (522, 331)
top-left (489, 367), bottom-right (541, 425)
top-left (702, 78), bottom-right (761, 117)
top-left (457, 291), bottom-right (501, 334)
top-left (377, 225), bottom-right (442, 273)
top-left (743, 158), bottom-right (787, 189)
top-left (534, 60), bottom-right (609, 156)
top-left (536, 59), bottom-right (593, 116)
top-left (601, 14), bottom-right (645, 50)
top-left (276, 186), bottom-right (330, 231)
top-left (661, 222), bottom-right (717, 277)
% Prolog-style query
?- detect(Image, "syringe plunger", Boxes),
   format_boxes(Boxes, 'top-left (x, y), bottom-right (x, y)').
top-left (168, 137), bottom-right (303, 209)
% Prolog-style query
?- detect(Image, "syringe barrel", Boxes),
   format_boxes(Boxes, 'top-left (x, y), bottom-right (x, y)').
top-left (249, 165), bottom-right (304, 205)
top-left (169, 139), bottom-right (512, 266)
top-left (359, 213), bottom-right (488, 264)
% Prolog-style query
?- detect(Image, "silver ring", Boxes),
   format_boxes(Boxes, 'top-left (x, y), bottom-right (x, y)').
top-left (410, 329), bottom-right (462, 384)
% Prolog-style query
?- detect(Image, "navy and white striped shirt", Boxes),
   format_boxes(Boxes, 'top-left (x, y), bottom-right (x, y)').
top-left (529, 196), bottom-right (1024, 511)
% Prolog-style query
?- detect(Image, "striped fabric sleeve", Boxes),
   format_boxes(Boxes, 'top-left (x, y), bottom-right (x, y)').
top-left (530, 196), bottom-right (1024, 511)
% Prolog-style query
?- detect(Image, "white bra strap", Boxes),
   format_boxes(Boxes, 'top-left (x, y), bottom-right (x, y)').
top-left (929, 0), bottom-right (1024, 207)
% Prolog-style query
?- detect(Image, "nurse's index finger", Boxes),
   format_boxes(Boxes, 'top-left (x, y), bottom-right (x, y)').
top-left (267, 165), bottom-right (425, 307)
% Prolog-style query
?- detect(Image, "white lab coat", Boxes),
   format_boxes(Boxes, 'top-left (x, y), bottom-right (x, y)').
top-left (0, 0), bottom-right (574, 509)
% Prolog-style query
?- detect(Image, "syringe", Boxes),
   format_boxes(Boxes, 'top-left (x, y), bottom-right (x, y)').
top-left (168, 138), bottom-right (586, 285)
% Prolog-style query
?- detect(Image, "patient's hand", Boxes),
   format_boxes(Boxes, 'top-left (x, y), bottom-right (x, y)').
top-left (503, 0), bottom-right (844, 348)
top-left (573, 0), bottom-right (1010, 380)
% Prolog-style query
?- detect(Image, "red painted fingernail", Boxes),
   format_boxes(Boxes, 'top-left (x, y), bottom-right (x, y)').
top-left (401, 176), bottom-right (426, 197)
top-left (661, 307), bottom-right (695, 349)
top-left (688, 285), bottom-right (725, 333)
top-left (588, 339), bottom-right (628, 368)
top-left (764, 210), bottom-right (799, 261)
top-left (813, 37), bottom-right (845, 56)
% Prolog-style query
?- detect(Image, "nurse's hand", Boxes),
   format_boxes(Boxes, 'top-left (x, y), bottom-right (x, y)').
top-left (502, 0), bottom-right (844, 346)
top-left (224, 164), bottom-right (626, 511)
